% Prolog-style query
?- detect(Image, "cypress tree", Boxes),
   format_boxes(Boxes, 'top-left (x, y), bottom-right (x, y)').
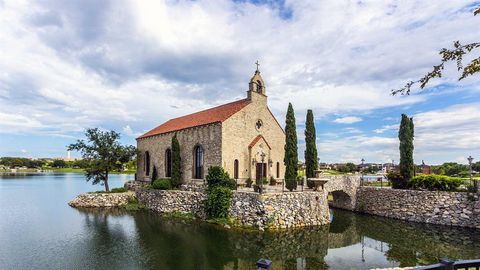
top-left (284, 103), bottom-right (298, 191)
top-left (397, 114), bottom-right (414, 189)
top-left (171, 134), bottom-right (182, 188)
top-left (304, 109), bottom-right (318, 179)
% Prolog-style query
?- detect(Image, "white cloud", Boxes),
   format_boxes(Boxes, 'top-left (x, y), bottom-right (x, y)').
top-left (317, 103), bottom-right (480, 164)
top-left (122, 125), bottom-right (141, 138)
top-left (333, 116), bottom-right (363, 124)
top-left (374, 124), bottom-right (398, 134)
top-left (0, 0), bottom-right (479, 162)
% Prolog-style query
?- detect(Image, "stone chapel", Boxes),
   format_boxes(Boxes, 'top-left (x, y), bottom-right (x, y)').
top-left (136, 67), bottom-right (285, 184)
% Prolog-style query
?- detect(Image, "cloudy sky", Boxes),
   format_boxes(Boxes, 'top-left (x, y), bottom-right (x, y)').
top-left (0, 0), bottom-right (479, 164)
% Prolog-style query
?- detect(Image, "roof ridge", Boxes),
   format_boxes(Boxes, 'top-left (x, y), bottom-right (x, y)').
top-left (167, 98), bottom-right (249, 122)
top-left (137, 98), bottom-right (251, 139)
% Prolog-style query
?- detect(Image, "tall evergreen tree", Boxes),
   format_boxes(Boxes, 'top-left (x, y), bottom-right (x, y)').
top-left (284, 103), bottom-right (298, 191)
top-left (304, 109), bottom-right (318, 179)
top-left (397, 114), bottom-right (414, 189)
top-left (171, 134), bottom-right (182, 188)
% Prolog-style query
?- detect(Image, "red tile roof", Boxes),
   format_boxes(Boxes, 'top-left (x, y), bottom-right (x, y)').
top-left (138, 99), bottom-right (251, 139)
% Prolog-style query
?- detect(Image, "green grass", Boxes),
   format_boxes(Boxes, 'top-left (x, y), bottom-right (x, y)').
top-left (363, 181), bottom-right (391, 187)
top-left (124, 197), bottom-right (146, 211)
top-left (163, 211), bottom-right (195, 220)
top-left (91, 187), bottom-right (127, 193)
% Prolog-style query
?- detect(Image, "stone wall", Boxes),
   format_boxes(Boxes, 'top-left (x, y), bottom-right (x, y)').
top-left (136, 189), bottom-right (330, 230)
top-left (356, 187), bottom-right (480, 229)
top-left (323, 175), bottom-right (361, 210)
top-left (136, 123), bottom-right (222, 182)
top-left (231, 191), bottom-right (330, 229)
top-left (221, 92), bottom-right (285, 182)
top-left (136, 189), bottom-right (207, 218)
top-left (69, 192), bottom-right (135, 208)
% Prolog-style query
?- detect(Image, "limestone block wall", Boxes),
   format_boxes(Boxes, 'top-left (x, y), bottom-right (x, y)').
top-left (136, 189), bottom-right (330, 230)
top-left (356, 187), bottom-right (480, 229)
top-left (136, 123), bottom-right (222, 182)
top-left (221, 100), bottom-right (285, 182)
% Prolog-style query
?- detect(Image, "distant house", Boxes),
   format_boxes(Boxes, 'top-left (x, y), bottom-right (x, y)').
top-left (318, 163), bottom-right (331, 170)
top-left (382, 163), bottom-right (397, 173)
top-left (421, 160), bottom-right (431, 175)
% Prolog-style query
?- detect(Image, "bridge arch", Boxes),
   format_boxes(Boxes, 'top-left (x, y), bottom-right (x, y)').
top-left (323, 176), bottom-right (361, 211)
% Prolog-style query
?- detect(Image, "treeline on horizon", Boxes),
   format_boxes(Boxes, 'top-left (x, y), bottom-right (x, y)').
top-left (0, 157), bottom-right (136, 171)
top-left (334, 161), bottom-right (480, 178)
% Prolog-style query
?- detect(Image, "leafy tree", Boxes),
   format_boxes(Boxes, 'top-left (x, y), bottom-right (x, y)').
top-left (205, 166), bottom-right (235, 189)
top-left (170, 134), bottom-right (182, 188)
top-left (284, 103), bottom-right (298, 191)
top-left (472, 161), bottom-right (480, 172)
top-left (151, 165), bottom-right (158, 184)
top-left (304, 109), bottom-right (318, 179)
top-left (432, 162), bottom-right (469, 176)
top-left (337, 162), bottom-right (357, 173)
top-left (397, 114), bottom-right (414, 189)
top-left (393, 7), bottom-right (480, 95)
top-left (68, 128), bottom-right (136, 192)
top-left (52, 159), bottom-right (67, 168)
top-left (205, 166), bottom-right (235, 219)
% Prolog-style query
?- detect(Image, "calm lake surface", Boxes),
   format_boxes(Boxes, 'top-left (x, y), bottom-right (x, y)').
top-left (0, 173), bottom-right (479, 270)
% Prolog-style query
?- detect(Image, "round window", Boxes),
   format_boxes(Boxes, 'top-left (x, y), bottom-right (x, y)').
top-left (255, 119), bottom-right (263, 131)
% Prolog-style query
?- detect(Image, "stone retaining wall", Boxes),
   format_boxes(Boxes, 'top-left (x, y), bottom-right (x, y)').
top-left (356, 187), bottom-right (480, 229)
top-left (136, 189), bottom-right (207, 218)
top-left (136, 189), bottom-right (330, 230)
top-left (68, 192), bottom-right (135, 208)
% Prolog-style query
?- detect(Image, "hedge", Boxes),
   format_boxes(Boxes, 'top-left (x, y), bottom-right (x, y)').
top-left (408, 174), bottom-right (463, 191)
top-left (152, 179), bottom-right (172, 190)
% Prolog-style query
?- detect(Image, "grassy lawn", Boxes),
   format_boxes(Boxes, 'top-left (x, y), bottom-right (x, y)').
top-left (363, 181), bottom-right (391, 187)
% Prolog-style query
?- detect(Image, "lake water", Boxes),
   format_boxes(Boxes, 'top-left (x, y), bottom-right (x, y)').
top-left (0, 173), bottom-right (479, 270)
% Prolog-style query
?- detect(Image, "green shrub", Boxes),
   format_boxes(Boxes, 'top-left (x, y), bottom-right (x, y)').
top-left (124, 197), bottom-right (146, 211)
top-left (269, 176), bottom-right (276, 186)
top-left (205, 186), bottom-right (233, 219)
top-left (110, 187), bottom-right (126, 193)
top-left (206, 166), bottom-right (235, 189)
top-left (306, 180), bottom-right (315, 189)
top-left (387, 171), bottom-right (407, 189)
top-left (152, 179), bottom-right (172, 190)
top-left (245, 178), bottom-right (253, 188)
top-left (285, 178), bottom-right (297, 191)
top-left (151, 165), bottom-right (158, 184)
top-left (408, 174), bottom-right (463, 191)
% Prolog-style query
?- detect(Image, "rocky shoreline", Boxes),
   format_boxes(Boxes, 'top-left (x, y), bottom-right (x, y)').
top-left (68, 191), bottom-right (135, 208)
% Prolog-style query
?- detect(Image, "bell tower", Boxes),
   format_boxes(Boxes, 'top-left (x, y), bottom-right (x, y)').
top-left (247, 61), bottom-right (267, 103)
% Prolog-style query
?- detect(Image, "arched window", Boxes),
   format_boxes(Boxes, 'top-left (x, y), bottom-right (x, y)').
top-left (145, 151), bottom-right (150, 176)
top-left (234, 159), bottom-right (239, 179)
top-left (165, 149), bottom-right (172, 177)
top-left (276, 162), bottom-right (280, 178)
top-left (194, 145), bottom-right (204, 179)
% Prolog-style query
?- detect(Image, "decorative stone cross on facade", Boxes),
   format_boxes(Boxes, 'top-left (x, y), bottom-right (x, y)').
top-left (256, 120), bottom-right (263, 130)
top-left (255, 60), bottom-right (260, 71)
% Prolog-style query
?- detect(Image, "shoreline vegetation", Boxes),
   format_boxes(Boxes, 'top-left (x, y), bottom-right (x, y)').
top-left (0, 168), bottom-right (135, 174)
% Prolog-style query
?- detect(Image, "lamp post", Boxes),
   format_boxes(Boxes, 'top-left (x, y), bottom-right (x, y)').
top-left (468, 155), bottom-right (474, 191)
top-left (361, 158), bottom-right (365, 186)
top-left (260, 152), bottom-right (266, 193)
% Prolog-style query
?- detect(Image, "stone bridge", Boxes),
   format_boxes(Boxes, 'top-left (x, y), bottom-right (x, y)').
top-left (321, 175), bottom-right (361, 210)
